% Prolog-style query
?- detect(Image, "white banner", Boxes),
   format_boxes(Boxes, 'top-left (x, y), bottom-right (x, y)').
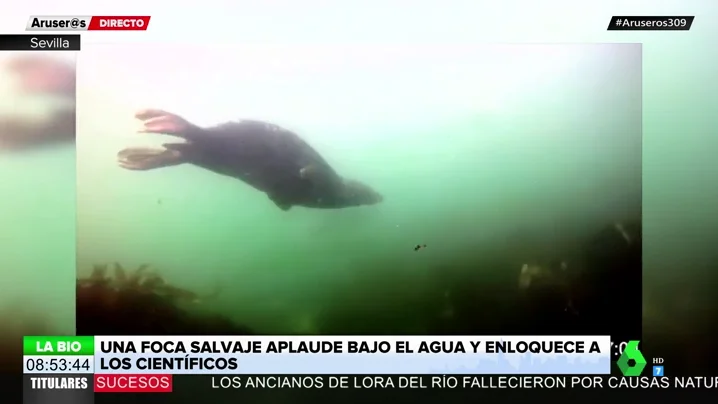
top-left (94, 335), bottom-right (611, 375)
top-left (26, 16), bottom-right (91, 31)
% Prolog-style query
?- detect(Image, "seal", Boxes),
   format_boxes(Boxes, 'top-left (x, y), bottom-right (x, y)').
top-left (117, 109), bottom-right (383, 211)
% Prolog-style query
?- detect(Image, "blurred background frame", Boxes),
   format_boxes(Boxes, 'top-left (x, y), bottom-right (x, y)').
top-left (0, 53), bottom-right (77, 372)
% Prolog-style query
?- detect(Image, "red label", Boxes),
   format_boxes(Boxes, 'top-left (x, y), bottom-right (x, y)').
top-left (94, 374), bottom-right (172, 393)
top-left (88, 16), bottom-right (151, 30)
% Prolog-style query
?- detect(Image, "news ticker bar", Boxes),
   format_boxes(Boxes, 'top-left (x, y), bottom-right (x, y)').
top-left (23, 374), bottom-right (717, 395)
top-left (0, 35), bottom-right (80, 51)
top-left (607, 16), bottom-right (695, 31)
top-left (24, 335), bottom-right (613, 375)
top-left (27, 16), bottom-right (151, 31)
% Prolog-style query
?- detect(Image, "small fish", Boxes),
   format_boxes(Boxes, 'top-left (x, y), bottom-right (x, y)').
top-left (414, 244), bottom-right (427, 251)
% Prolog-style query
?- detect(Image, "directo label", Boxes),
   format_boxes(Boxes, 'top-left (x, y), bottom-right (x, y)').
top-left (88, 16), bottom-right (151, 30)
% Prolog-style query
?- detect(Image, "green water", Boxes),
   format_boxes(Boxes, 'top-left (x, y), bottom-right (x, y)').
top-left (2, 32), bottom-right (716, 342)
top-left (0, 53), bottom-right (76, 335)
top-left (74, 44), bottom-right (641, 334)
top-left (0, 147), bottom-right (76, 334)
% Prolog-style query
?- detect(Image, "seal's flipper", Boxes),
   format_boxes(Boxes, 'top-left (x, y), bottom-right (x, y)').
top-left (268, 194), bottom-right (292, 211)
top-left (135, 109), bottom-right (197, 137)
top-left (117, 143), bottom-right (188, 171)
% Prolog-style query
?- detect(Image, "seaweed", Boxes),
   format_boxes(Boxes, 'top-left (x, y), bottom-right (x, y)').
top-left (0, 304), bottom-right (53, 372)
top-left (76, 263), bottom-right (251, 336)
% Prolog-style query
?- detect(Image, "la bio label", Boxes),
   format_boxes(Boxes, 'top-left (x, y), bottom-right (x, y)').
top-left (36, 340), bottom-right (83, 353)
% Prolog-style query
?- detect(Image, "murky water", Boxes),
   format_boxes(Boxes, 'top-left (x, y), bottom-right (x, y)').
top-left (74, 44), bottom-right (641, 335)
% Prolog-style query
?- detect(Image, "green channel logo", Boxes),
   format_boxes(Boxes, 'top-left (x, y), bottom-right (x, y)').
top-left (616, 340), bottom-right (646, 376)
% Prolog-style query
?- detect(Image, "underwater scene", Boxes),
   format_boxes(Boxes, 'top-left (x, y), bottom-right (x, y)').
top-left (74, 44), bottom-right (642, 340)
top-left (0, 53), bottom-right (77, 370)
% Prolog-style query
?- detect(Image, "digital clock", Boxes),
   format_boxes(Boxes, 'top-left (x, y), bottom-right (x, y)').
top-left (611, 340), bottom-right (643, 358)
top-left (611, 341), bottom-right (629, 358)
top-left (23, 356), bottom-right (93, 374)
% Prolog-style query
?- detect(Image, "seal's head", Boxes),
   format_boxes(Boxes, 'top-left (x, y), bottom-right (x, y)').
top-left (341, 178), bottom-right (383, 207)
